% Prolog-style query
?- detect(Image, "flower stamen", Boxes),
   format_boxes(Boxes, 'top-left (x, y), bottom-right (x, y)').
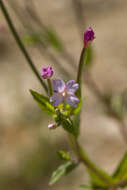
top-left (62, 91), bottom-right (66, 97)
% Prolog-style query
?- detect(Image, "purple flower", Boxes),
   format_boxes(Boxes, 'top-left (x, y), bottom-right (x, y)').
top-left (41, 66), bottom-right (53, 79)
top-left (50, 79), bottom-right (79, 107)
top-left (84, 27), bottom-right (95, 48)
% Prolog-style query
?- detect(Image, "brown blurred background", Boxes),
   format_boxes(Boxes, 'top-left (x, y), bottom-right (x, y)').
top-left (0, 0), bottom-right (127, 189)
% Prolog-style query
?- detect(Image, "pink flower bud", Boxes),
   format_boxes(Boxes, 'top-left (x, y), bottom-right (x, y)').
top-left (84, 27), bottom-right (95, 48)
top-left (41, 66), bottom-right (53, 79)
top-left (48, 123), bottom-right (57, 130)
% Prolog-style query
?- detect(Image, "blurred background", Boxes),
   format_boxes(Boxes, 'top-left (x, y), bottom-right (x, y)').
top-left (0, 0), bottom-right (127, 189)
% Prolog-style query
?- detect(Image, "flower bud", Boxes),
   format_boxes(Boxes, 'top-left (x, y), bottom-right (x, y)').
top-left (48, 123), bottom-right (57, 130)
top-left (84, 27), bottom-right (95, 48)
top-left (41, 66), bottom-right (53, 79)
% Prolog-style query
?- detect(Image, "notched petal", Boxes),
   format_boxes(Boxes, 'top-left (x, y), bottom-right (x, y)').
top-left (66, 80), bottom-right (75, 89)
top-left (65, 95), bottom-right (79, 107)
top-left (52, 78), bottom-right (65, 93)
top-left (50, 93), bottom-right (63, 106)
top-left (67, 83), bottom-right (79, 94)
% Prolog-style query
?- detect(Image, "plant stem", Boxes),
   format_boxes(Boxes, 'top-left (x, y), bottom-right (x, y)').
top-left (47, 79), bottom-right (52, 97)
top-left (68, 133), bottom-right (114, 187)
top-left (0, 0), bottom-right (48, 93)
top-left (76, 47), bottom-right (85, 98)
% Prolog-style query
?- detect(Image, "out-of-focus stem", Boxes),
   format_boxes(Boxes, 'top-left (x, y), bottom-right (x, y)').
top-left (0, 0), bottom-right (48, 93)
top-left (72, 0), bottom-right (85, 39)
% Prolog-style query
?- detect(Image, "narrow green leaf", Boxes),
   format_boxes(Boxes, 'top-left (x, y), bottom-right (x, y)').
top-left (49, 161), bottom-right (77, 185)
top-left (57, 151), bottom-right (70, 161)
top-left (30, 89), bottom-right (55, 116)
top-left (113, 152), bottom-right (127, 183)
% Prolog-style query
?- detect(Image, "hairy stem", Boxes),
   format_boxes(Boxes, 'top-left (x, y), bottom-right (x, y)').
top-left (0, 0), bottom-right (48, 93)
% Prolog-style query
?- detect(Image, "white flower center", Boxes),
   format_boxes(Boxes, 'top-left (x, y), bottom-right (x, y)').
top-left (62, 91), bottom-right (66, 97)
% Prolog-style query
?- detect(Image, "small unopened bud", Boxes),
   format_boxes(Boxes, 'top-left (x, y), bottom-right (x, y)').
top-left (84, 27), bottom-right (95, 48)
top-left (48, 123), bottom-right (57, 130)
top-left (41, 66), bottom-right (53, 79)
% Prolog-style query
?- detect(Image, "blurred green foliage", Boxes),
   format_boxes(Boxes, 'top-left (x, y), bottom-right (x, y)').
top-left (23, 27), bottom-right (64, 52)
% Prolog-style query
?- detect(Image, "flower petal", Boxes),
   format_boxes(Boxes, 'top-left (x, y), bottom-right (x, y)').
top-left (67, 83), bottom-right (79, 95)
top-left (47, 66), bottom-right (53, 77)
top-left (65, 95), bottom-right (79, 107)
top-left (66, 80), bottom-right (75, 89)
top-left (52, 78), bottom-right (65, 93)
top-left (50, 93), bottom-right (63, 106)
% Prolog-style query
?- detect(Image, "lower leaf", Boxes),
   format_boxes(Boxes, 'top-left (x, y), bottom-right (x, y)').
top-left (49, 161), bottom-right (78, 185)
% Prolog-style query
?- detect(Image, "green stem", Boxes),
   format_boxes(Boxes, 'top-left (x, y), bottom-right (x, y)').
top-left (76, 47), bottom-right (86, 98)
top-left (0, 0), bottom-right (48, 93)
top-left (47, 79), bottom-right (52, 96)
top-left (68, 133), bottom-right (114, 187)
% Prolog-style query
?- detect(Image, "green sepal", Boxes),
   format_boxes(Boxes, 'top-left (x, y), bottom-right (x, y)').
top-left (61, 117), bottom-right (75, 134)
top-left (63, 99), bottom-right (81, 117)
top-left (71, 100), bottom-right (82, 115)
top-left (57, 150), bottom-right (70, 161)
top-left (49, 161), bottom-right (78, 185)
top-left (54, 111), bottom-right (74, 135)
top-left (30, 89), bottom-right (56, 116)
top-left (55, 106), bottom-right (81, 137)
